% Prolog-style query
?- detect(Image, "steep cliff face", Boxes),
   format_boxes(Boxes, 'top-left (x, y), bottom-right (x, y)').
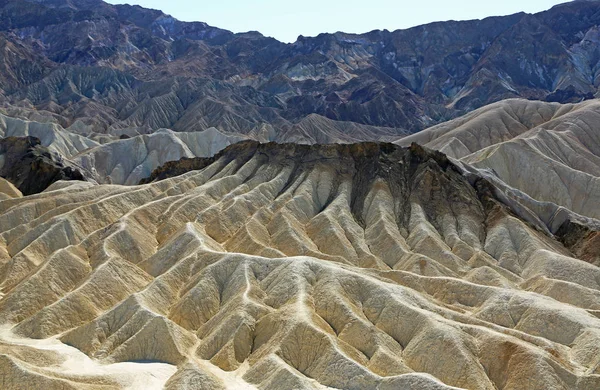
top-left (0, 136), bottom-right (85, 194)
top-left (0, 0), bottom-right (598, 138)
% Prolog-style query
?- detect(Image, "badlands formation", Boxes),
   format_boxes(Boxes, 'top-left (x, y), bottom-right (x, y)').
top-left (0, 1), bottom-right (598, 388)
top-left (0, 141), bottom-right (599, 389)
top-left (1, 0), bottom-right (600, 136)
top-left (397, 98), bottom-right (600, 231)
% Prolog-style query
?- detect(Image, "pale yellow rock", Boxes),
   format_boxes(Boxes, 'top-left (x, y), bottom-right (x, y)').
top-left (0, 142), bottom-right (597, 390)
top-left (74, 128), bottom-right (247, 185)
top-left (397, 98), bottom-right (600, 230)
top-left (0, 178), bottom-right (21, 200)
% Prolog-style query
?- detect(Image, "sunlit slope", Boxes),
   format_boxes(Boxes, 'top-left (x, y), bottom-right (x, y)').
top-left (73, 128), bottom-right (247, 185)
top-left (397, 98), bottom-right (600, 228)
top-left (0, 142), bottom-right (598, 389)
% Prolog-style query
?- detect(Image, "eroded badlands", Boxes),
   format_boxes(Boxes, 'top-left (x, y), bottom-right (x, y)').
top-left (0, 142), bottom-right (599, 389)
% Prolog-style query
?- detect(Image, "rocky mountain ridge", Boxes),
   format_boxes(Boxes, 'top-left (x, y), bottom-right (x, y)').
top-left (0, 0), bottom-right (599, 140)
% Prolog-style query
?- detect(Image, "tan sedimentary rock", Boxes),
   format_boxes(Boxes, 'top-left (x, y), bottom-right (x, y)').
top-left (397, 98), bottom-right (600, 229)
top-left (73, 128), bottom-right (247, 185)
top-left (0, 142), bottom-right (598, 389)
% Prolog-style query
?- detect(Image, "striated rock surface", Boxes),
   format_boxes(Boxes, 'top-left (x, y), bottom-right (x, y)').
top-left (73, 128), bottom-right (247, 185)
top-left (0, 141), bottom-right (599, 389)
top-left (0, 113), bottom-right (99, 158)
top-left (0, 177), bottom-right (21, 200)
top-left (397, 98), bottom-right (600, 234)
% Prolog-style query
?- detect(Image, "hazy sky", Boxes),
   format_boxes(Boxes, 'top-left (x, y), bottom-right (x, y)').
top-left (105, 0), bottom-right (569, 43)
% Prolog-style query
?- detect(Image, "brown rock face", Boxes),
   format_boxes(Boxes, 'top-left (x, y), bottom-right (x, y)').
top-left (0, 136), bottom-right (85, 195)
top-left (556, 220), bottom-right (600, 267)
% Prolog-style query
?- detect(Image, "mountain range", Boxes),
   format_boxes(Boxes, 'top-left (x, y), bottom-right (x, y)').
top-left (0, 0), bottom-right (600, 142)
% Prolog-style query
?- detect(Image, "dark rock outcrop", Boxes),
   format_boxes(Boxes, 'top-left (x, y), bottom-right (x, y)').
top-left (141, 141), bottom-right (509, 235)
top-left (143, 140), bottom-right (590, 254)
top-left (556, 219), bottom-right (600, 266)
top-left (0, 136), bottom-right (86, 195)
top-left (141, 141), bottom-right (456, 185)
